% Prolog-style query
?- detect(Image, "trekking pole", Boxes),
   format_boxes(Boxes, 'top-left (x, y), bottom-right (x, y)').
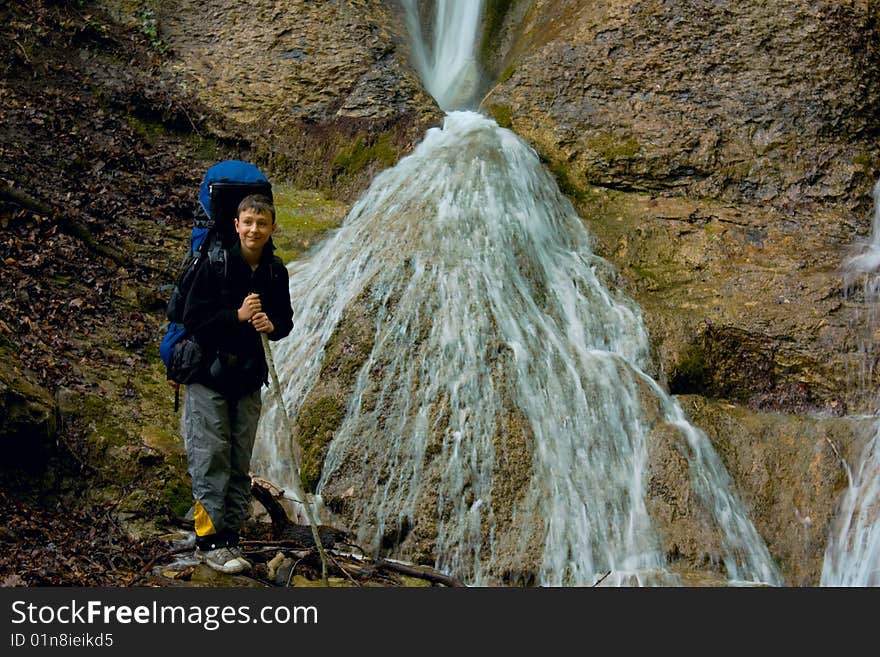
top-left (260, 334), bottom-right (330, 587)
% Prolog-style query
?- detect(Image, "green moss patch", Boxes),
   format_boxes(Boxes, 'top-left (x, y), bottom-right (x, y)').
top-left (853, 149), bottom-right (880, 176)
top-left (587, 133), bottom-right (641, 161)
top-left (486, 103), bottom-right (513, 129)
top-left (271, 184), bottom-right (348, 263)
top-left (498, 65), bottom-right (516, 84)
top-left (296, 395), bottom-right (347, 492)
top-left (546, 160), bottom-right (589, 202)
top-left (158, 475), bottom-right (193, 518)
top-left (331, 133), bottom-right (397, 179)
top-left (124, 113), bottom-right (166, 144)
top-left (668, 342), bottom-right (710, 394)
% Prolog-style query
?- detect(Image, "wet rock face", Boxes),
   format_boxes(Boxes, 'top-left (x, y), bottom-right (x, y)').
top-left (646, 422), bottom-right (727, 577)
top-left (484, 0), bottom-right (880, 412)
top-left (478, 1), bottom-right (879, 583)
top-left (679, 395), bottom-right (868, 585)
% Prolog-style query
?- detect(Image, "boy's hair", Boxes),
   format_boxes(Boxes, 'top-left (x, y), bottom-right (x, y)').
top-left (237, 194), bottom-right (276, 223)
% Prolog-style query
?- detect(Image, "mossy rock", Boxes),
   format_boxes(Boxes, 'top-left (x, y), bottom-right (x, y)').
top-left (271, 184), bottom-right (348, 263)
top-left (486, 103), bottom-right (513, 129)
top-left (331, 133), bottom-right (397, 179)
top-left (586, 132), bottom-right (641, 162)
top-left (668, 341), bottom-right (710, 394)
top-left (0, 357), bottom-right (58, 470)
top-left (297, 394), bottom-right (347, 492)
top-left (158, 474), bottom-right (193, 519)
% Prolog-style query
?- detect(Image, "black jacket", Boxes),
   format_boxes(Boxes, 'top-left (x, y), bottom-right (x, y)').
top-left (182, 240), bottom-right (293, 397)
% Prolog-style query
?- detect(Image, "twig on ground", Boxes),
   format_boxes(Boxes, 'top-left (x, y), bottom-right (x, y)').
top-left (593, 571), bottom-right (611, 587)
top-left (129, 545), bottom-right (194, 585)
top-left (375, 559), bottom-right (466, 587)
top-left (327, 552), bottom-right (361, 587)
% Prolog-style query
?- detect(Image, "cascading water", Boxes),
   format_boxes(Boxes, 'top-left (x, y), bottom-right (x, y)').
top-left (253, 0), bottom-right (782, 586)
top-left (400, 0), bottom-right (484, 110)
top-left (821, 179), bottom-right (880, 586)
top-left (842, 180), bottom-right (880, 275)
top-left (821, 428), bottom-right (880, 586)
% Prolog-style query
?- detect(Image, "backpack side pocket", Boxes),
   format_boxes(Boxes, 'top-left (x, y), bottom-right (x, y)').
top-left (168, 335), bottom-right (204, 384)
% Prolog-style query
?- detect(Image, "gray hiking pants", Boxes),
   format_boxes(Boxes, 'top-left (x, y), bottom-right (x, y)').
top-left (184, 382), bottom-right (262, 538)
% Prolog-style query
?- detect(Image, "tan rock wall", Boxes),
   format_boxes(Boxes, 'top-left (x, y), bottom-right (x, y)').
top-left (104, 0), bottom-right (443, 199)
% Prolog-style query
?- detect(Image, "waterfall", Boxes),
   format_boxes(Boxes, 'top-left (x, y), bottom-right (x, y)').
top-left (842, 180), bottom-right (880, 275)
top-left (401, 0), bottom-right (484, 110)
top-left (252, 0), bottom-right (782, 586)
top-left (821, 429), bottom-right (880, 586)
top-left (843, 180), bottom-right (880, 397)
top-left (821, 179), bottom-right (880, 586)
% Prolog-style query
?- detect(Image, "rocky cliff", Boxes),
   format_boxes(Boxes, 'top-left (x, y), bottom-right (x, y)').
top-left (120, 0), bottom-right (443, 199)
top-left (142, 0), bottom-right (880, 585)
top-left (471, 0), bottom-right (880, 584)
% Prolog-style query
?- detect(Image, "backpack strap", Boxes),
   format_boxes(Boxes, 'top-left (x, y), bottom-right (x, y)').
top-left (206, 239), bottom-right (228, 280)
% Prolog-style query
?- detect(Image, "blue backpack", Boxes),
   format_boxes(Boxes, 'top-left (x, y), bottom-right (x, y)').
top-left (160, 160), bottom-right (273, 390)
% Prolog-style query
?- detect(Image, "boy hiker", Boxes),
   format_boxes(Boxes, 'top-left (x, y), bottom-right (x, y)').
top-left (182, 193), bottom-right (293, 574)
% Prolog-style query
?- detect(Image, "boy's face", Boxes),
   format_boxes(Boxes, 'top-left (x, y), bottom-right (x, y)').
top-left (235, 208), bottom-right (275, 253)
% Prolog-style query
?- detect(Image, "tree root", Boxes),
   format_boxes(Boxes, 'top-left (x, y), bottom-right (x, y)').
top-left (1, 181), bottom-right (133, 268)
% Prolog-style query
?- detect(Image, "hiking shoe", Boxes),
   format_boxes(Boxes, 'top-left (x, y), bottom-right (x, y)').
top-left (229, 545), bottom-right (252, 568)
top-left (196, 546), bottom-right (250, 574)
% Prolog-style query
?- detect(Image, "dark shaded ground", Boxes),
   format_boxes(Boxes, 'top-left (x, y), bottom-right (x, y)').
top-left (0, 488), bottom-right (163, 586)
top-left (1, 0), bottom-right (212, 387)
top-left (0, 0), bottom-right (236, 586)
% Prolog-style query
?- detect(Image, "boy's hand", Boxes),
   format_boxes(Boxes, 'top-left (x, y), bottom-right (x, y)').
top-left (238, 293), bottom-right (261, 322)
top-left (250, 312), bottom-right (275, 334)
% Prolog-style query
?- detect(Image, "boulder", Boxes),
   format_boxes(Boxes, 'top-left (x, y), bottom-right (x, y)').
top-left (679, 394), bottom-right (871, 585)
top-left (0, 357), bottom-right (58, 470)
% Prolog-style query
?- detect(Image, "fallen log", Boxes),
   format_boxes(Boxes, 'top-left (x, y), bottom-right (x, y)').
top-left (250, 479), bottom-right (289, 538)
top-left (248, 479), bottom-right (464, 587)
top-left (375, 559), bottom-right (466, 588)
top-left (250, 479), bottom-right (351, 548)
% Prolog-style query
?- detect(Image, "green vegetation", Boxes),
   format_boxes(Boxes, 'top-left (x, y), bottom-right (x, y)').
top-left (125, 108), bottom-right (221, 158)
top-left (297, 396), bottom-right (347, 492)
top-left (853, 149), bottom-right (880, 175)
top-left (158, 476), bottom-right (192, 518)
top-left (480, 0), bottom-right (516, 76)
top-left (668, 341), bottom-right (709, 395)
top-left (271, 184), bottom-right (348, 262)
top-left (546, 160), bottom-right (588, 202)
top-left (587, 133), bottom-right (641, 161)
top-left (331, 134), bottom-right (397, 179)
top-left (137, 6), bottom-right (167, 53)
top-left (124, 113), bottom-right (166, 144)
top-left (0, 331), bottom-right (16, 359)
top-left (188, 134), bottom-right (223, 162)
top-left (498, 65), bottom-right (516, 84)
top-left (486, 103), bottom-right (513, 129)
